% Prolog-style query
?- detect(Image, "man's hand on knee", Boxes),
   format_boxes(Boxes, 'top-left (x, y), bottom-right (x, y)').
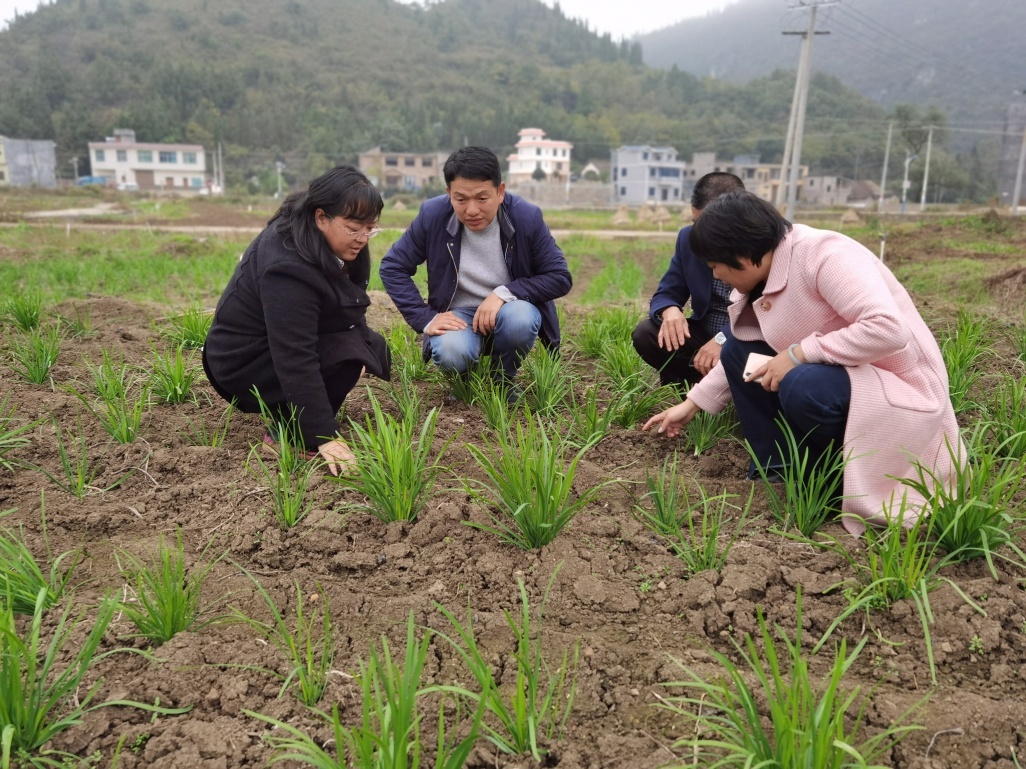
top-left (472, 292), bottom-right (506, 334)
top-left (657, 307), bottom-right (690, 351)
top-left (425, 311), bottom-right (468, 336)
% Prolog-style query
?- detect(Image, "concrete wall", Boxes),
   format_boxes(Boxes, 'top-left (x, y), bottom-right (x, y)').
top-left (0, 138), bottom-right (57, 187)
top-left (508, 181), bottom-right (613, 208)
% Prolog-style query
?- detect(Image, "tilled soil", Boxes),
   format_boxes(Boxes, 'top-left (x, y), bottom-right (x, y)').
top-left (2, 267), bottom-right (1026, 768)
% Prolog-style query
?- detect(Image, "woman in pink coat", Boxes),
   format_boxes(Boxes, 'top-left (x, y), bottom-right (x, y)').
top-left (643, 190), bottom-right (961, 534)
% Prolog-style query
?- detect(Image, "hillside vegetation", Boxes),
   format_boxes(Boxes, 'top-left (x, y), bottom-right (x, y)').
top-left (640, 0), bottom-right (1024, 132)
top-left (0, 0), bottom-right (890, 188)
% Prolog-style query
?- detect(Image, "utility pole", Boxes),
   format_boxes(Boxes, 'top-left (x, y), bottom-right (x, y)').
top-left (901, 151), bottom-right (917, 214)
top-left (780, 2), bottom-right (834, 221)
top-left (218, 142), bottom-right (224, 193)
top-left (1013, 127), bottom-right (1026, 216)
top-left (878, 122), bottom-right (892, 212)
top-left (775, 39), bottom-right (805, 208)
top-left (919, 126), bottom-right (934, 212)
top-left (275, 161), bottom-right (286, 198)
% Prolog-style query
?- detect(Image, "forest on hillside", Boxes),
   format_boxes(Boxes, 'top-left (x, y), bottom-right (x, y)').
top-left (0, 0), bottom-right (1001, 200)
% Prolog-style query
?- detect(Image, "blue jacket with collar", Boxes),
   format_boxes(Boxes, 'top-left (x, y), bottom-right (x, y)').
top-left (380, 191), bottom-right (571, 348)
top-left (650, 224), bottom-right (718, 324)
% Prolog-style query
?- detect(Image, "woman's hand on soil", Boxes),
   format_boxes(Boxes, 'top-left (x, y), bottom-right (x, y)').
top-left (318, 438), bottom-right (356, 476)
top-left (642, 399), bottom-right (700, 438)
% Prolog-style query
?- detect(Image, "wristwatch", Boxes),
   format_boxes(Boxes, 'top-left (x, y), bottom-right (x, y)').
top-left (714, 331), bottom-right (727, 345)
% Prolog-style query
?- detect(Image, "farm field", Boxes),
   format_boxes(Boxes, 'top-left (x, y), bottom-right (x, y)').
top-left (1, 210), bottom-right (1025, 769)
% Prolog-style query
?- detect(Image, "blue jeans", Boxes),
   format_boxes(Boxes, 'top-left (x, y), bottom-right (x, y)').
top-left (428, 301), bottom-right (542, 379)
top-left (720, 332), bottom-right (851, 479)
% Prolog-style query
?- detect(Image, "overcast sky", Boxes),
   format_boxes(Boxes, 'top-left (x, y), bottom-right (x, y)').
top-left (0, 0), bottom-right (739, 36)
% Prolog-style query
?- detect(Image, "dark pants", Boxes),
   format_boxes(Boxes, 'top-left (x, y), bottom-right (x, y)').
top-left (631, 317), bottom-right (715, 388)
top-left (202, 349), bottom-right (364, 450)
top-left (720, 333), bottom-right (851, 478)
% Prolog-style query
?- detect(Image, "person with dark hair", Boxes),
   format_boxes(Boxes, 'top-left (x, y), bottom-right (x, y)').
top-left (631, 172), bottom-right (745, 388)
top-left (379, 146), bottom-right (571, 394)
top-left (203, 165), bottom-right (390, 475)
top-left (644, 190), bottom-right (962, 534)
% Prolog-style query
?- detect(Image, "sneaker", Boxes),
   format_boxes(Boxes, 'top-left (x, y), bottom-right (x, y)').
top-left (503, 382), bottom-right (524, 406)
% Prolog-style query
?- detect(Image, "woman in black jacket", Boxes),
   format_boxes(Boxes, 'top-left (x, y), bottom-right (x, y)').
top-left (203, 165), bottom-right (390, 474)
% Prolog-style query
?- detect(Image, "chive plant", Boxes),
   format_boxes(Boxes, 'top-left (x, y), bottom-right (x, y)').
top-left (633, 453), bottom-right (696, 535)
top-left (0, 395), bottom-right (35, 473)
top-left (635, 457), bottom-right (753, 574)
top-left (247, 396), bottom-right (318, 529)
top-left (985, 372), bottom-right (1026, 459)
top-left (0, 591), bottom-right (191, 768)
top-left (435, 578), bottom-right (577, 760)
top-left (685, 404), bottom-right (739, 456)
top-left (71, 351), bottom-right (148, 443)
top-left (521, 346), bottom-right (574, 415)
top-left (245, 613), bottom-right (481, 769)
top-left (940, 309), bottom-right (990, 414)
top-left (474, 376), bottom-right (515, 432)
top-left (180, 403), bottom-right (235, 447)
top-left (597, 338), bottom-right (648, 388)
top-left (230, 569), bottom-right (336, 706)
top-left (0, 494), bottom-right (78, 615)
top-left (334, 392), bottom-right (453, 523)
top-left (561, 384), bottom-right (615, 447)
top-left (382, 376), bottom-right (425, 426)
top-left (573, 305), bottom-right (639, 359)
top-left (610, 379), bottom-right (674, 428)
top-left (7, 323), bottom-right (62, 385)
top-left (147, 345), bottom-right (199, 404)
top-left (658, 589), bottom-right (923, 768)
top-left (814, 506), bottom-right (984, 684)
top-left (116, 529), bottom-right (223, 645)
top-left (34, 418), bottom-right (136, 498)
top-left (465, 415), bottom-right (611, 549)
top-left (901, 429), bottom-right (1026, 579)
top-left (3, 290), bottom-right (43, 332)
top-left (384, 321), bottom-right (435, 383)
top-left (54, 304), bottom-right (91, 337)
top-left (747, 418), bottom-right (850, 539)
top-left (163, 306), bottom-right (212, 349)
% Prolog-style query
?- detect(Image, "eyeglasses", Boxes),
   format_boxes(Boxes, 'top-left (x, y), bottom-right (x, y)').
top-left (330, 217), bottom-right (382, 240)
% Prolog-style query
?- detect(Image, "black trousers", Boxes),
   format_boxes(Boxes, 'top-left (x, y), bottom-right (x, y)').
top-left (202, 349), bottom-right (364, 450)
top-left (631, 317), bottom-right (715, 388)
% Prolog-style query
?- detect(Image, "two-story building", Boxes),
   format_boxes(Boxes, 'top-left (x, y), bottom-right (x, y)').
top-left (687, 152), bottom-right (808, 203)
top-left (0, 136), bottom-right (57, 188)
top-left (358, 148), bottom-right (449, 191)
top-left (802, 175), bottom-right (852, 207)
top-left (610, 145), bottom-right (688, 205)
top-left (88, 129), bottom-right (207, 191)
top-left (507, 128), bottom-right (573, 185)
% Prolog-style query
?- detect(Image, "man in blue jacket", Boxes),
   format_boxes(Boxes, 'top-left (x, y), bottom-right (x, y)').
top-left (380, 146), bottom-right (571, 386)
top-left (632, 172), bottom-right (745, 388)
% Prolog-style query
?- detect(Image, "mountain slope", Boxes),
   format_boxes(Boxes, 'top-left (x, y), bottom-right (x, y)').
top-left (0, 0), bottom-right (887, 188)
top-left (640, 0), bottom-right (1026, 130)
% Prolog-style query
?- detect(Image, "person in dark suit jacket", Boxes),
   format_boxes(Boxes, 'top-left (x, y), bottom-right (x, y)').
top-left (631, 172), bottom-right (745, 388)
top-left (203, 166), bottom-right (390, 475)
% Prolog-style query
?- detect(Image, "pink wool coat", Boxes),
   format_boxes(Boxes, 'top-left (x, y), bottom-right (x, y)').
top-left (686, 224), bottom-right (962, 535)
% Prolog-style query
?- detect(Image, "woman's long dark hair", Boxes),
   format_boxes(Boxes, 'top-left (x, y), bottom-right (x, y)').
top-left (270, 165), bottom-right (383, 289)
